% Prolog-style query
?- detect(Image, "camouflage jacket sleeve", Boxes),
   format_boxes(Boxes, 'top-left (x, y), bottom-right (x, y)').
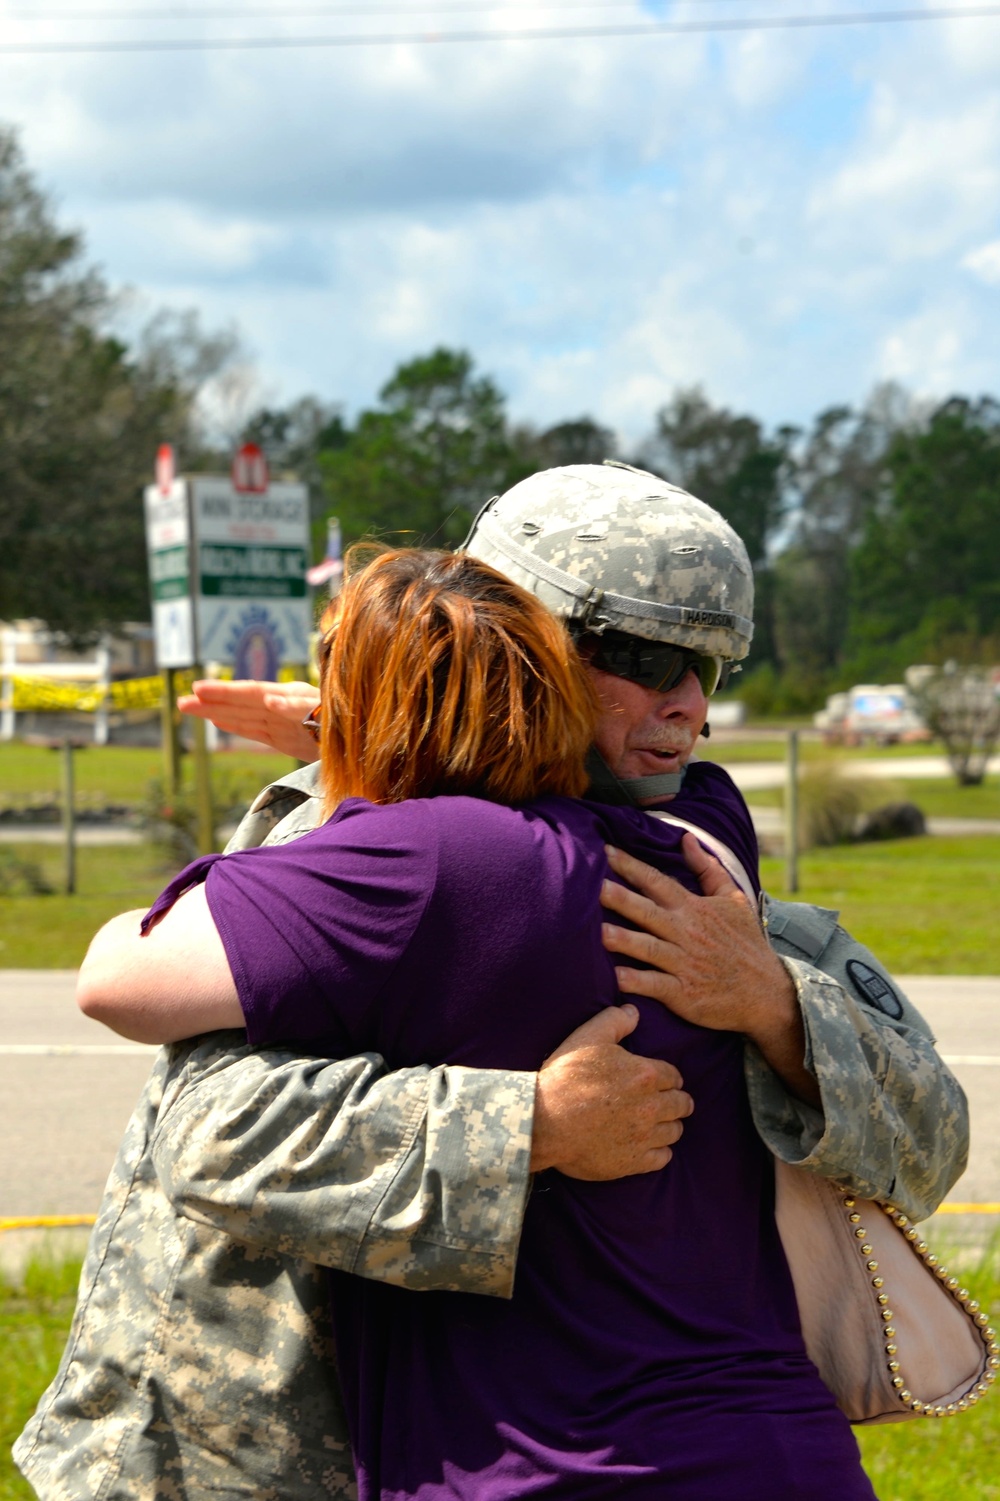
top-left (152, 1046), bottom-right (536, 1299)
top-left (744, 896), bottom-right (969, 1223)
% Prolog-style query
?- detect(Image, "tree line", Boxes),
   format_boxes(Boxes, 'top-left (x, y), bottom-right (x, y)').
top-left (3, 125), bottom-right (998, 707)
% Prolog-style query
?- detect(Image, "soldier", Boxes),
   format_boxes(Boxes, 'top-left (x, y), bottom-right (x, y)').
top-left (15, 465), bottom-right (967, 1500)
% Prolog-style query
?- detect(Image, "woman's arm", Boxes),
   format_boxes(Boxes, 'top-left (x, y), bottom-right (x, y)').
top-left (77, 885), bottom-right (243, 1042)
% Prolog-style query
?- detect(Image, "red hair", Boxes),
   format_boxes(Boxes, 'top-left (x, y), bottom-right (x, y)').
top-left (319, 547), bottom-right (597, 816)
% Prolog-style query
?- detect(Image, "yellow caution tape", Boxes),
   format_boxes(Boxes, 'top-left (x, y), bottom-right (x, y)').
top-left (5, 664), bottom-right (308, 714)
top-left (934, 1203), bottom-right (1000, 1214)
top-left (10, 679), bottom-right (106, 712)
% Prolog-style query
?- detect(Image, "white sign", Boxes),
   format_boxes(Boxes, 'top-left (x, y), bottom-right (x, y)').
top-left (145, 481), bottom-right (195, 669)
top-left (144, 473), bottom-right (311, 673)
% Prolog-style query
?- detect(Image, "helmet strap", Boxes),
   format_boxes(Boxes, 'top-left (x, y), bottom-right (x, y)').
top-left (584, 747), bottom-right (687, 806)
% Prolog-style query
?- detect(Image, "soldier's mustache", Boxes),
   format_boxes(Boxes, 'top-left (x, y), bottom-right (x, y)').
top-left (631, 731), bottom-right (694, 755)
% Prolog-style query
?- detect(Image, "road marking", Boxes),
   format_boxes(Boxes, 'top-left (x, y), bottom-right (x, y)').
top-left (941, 1055), bottom-right (1000, 1066)
top-left (935, 1203), bottom-right (1000, 1214)
top-left (0, 1043), bottom-right (156, 1056)
top-left (0, 1215), bottom-right (97, 1234)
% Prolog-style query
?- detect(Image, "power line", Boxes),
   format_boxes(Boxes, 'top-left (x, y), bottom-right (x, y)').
top-left (2, 5), bottom-right (1000, 49)
top-left (1, 5), bottom-right (996, 50)
top-left (1, 0), bottom-right (773, 14)
top-left (3, 0), bottom-right (758, 16)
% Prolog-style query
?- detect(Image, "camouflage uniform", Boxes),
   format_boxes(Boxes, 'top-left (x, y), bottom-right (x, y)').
top-left (13, 764), bottom-right (534, 1500)
top-left (14, 765), bottom-right (968, 1500)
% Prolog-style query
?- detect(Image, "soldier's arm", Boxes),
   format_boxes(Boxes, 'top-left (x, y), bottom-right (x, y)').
top-left (151, 1009), bottom-right (691, 1298)
top-left (600, 847), bottom-right (969, 1224)
top-left (152, 1046), bottom-right (535, 1297)
top-left (745, 902), bottom-right (969, 1224)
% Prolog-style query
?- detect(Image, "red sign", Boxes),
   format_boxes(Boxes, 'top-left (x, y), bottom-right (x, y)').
top-left (155, 443), bottom-right (175, 495)
top-left (232, 443), bottom-right (269, 494)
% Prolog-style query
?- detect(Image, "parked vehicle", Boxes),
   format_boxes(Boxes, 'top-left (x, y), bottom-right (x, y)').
top-left (814, 684), bottom-right (930, 746)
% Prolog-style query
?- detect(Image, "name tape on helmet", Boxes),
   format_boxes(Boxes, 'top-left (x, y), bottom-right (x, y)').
top-left (475, 512), bottom-right (753, 643)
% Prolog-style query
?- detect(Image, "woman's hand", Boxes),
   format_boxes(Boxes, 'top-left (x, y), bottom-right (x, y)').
top-left (178, 680), bottom-right (321, 761)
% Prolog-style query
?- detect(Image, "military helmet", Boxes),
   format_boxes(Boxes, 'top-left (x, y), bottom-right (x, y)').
top-left (465, 460), bottom-right (754, 662)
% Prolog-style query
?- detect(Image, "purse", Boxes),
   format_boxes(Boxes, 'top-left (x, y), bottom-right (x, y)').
top-left (644, 811), bottom-right (998, 1423)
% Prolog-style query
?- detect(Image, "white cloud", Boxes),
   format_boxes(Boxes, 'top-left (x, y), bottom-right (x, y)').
top-left (1, 1), bottom-right (999, 436)
top-left (962, 240), bottom-right (1000, 287)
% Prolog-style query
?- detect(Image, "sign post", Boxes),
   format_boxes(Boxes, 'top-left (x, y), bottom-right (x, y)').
top-left (62, 738), bottom-right (76, 896)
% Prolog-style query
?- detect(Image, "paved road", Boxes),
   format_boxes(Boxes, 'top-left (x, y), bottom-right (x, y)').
top-left (728, 755), bottom-right (1000, 793)
top-left (747, 806), bottom-right (1000, 841)
top-left (1, 971), bottom-right (997, 1227)
top-left (0, 971), bottom-right (155, 1217)
top-left (0, 826), bottom-right (143, 845)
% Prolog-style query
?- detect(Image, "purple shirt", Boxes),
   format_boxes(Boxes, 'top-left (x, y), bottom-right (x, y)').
top-left (149, 764), bottom-right (873, 1501)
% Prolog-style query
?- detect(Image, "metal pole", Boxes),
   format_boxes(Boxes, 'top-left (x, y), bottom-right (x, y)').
top-left (191, 674), bottom-right (214, 855)
top-left (62, 738), bottom-right (76, 896)
top-left (1, 627), bottom-right (16, 742)
top-left (160, 667), bottom-right (182, 794)
top-left (785, 728), bottom-right (799, 895)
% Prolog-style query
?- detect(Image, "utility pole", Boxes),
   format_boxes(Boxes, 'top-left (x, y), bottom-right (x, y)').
top-left (785, 729), bottom-right (799, 894)
top-left (62, 738), bottom-right (76, 896)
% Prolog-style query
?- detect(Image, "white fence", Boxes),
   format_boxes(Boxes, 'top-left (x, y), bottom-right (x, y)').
top-left (0, 628), bottom-right (112, 744)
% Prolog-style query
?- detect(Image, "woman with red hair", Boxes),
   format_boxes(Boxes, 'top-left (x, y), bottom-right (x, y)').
top-left (77, 548), bottom-right (873, 1501)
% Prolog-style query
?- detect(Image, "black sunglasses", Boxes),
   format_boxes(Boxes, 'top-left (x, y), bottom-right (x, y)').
top-left (576, 630), bottom-right (731, 697)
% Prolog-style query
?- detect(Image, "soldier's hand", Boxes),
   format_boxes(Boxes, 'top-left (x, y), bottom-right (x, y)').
top-left (178, 680), bottom-right (322, 762)
top-left (530, 1005), bottom-right (693, 1179)
top-left (600, 837), bottom-right (819, 1107)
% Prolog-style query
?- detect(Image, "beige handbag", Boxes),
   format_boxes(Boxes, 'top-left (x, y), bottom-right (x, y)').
top-left (774, 1163), bottom-right (995, 1423)
top-left (646, 811), bottom-right (998, 1423)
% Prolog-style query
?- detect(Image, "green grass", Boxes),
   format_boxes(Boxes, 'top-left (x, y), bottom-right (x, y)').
top-left (0, 1257), bottom-right (81, 1501)
top-left (761, 836), bottom-right (1000, 973)
top-left (888, 778), bottom-right (1000, 821)
top-left (0, 742), bottom-right (298, 807)
top-left (747, 777), bottom-right (1000, 819)
top-left (0, 1249), bottom-right (996, 1501)
top-left (0, 843), bottom-right (169, 966)
top-left (2, 829), bottom-right (998, 973)
top-left (696, 735), bottom-right (954, 762)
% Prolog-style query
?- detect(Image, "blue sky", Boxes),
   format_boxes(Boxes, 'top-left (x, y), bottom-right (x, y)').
top-left (2, 1), bottom-right (999, 443)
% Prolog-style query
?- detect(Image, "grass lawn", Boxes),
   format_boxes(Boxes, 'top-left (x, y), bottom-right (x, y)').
top-left (1, 1248), bottom-right (997, 1501)
top-left (746, 778), bottom-right (1000, 820)
top-left (760, 836), bottom-right (1000, 974)
top-left (0, 742), bottom-right (298, 807)
top-left (702, 737), bottom-right (955, 765)
top-left (872, 778), bottom-right (1000, 821)
top-left (0, 1258), bottom-right (81, 1501)
top-left (0, 843), bottom-right (170, 967)
top-left (1, 828), bottom-right (998, 972)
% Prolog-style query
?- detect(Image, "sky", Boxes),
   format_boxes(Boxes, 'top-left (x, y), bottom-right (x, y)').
top-left (2, 0), bottom-right (1000, 444)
